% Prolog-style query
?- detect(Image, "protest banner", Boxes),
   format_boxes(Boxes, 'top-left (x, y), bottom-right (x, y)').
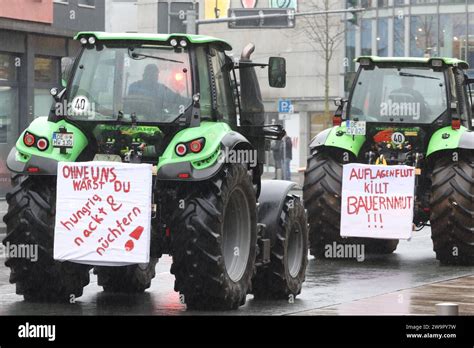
top-left (54, 162), bottom-right (152, 266)
top-left (341, 163), bottom-right (415, 240)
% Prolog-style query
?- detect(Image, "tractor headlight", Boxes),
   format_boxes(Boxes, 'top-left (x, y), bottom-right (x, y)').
top-left (80, 37), bottom-right (88, 45)
top-left (179, 39), bottom-right (188, 48)
top-left (170, 39), bottom-right (178, 47)
top-left (88, 36), bottom-right (96, 45)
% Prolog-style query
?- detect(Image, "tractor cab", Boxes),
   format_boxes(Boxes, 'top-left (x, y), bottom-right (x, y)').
top-left (347, 57), bottom-right (473, 127)
top-left (51, 32), bottom-right (286, 166)
top-left (334, 56), bottom-right (474, 166)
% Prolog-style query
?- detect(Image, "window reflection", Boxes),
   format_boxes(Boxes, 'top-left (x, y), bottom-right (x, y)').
top-left (410, 15), bottom-right (438, 57)
top-left (343, 1), bottom-right (474, 94)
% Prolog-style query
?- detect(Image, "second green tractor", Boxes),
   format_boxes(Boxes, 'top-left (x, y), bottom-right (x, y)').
top-left (304, 56), bottom-right (474, 265)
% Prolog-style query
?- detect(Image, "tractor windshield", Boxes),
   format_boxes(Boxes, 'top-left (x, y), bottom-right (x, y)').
top-left (349, 66), bottom-right (447, 124)
top-left (67, 44), bottom-right (193, 123)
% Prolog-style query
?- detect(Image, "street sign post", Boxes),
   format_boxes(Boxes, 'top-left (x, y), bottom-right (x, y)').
top-left (228, 8), bottom-right (296, 29)
top-left (183, 7), bottom-right (365, 34)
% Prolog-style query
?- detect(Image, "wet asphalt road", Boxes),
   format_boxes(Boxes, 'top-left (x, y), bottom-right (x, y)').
top-left (0, 227), bottom-right (473, 316)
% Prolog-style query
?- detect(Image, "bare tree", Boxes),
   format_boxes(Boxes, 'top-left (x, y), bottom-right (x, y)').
top-left (298, 0), bottom-right (347, 117)
top-left (410, 15), bottom-right (437, 57)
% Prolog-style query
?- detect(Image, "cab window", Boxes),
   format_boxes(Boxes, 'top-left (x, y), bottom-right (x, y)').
top-left (209, 47), bottom-right (236, 124)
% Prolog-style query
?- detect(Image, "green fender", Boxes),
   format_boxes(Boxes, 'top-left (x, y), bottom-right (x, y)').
top-left (309, 125), bottom-right (366, 157)
top-left (7, 117), bottom-right (88, 175)
top-left (157, 121), bottom-right (252, 181)
top-left (426, 126), bottom-right (471, 157)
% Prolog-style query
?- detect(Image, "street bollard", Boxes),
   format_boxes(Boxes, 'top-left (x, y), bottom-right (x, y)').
top-left (436, 303), bottom-right (459, 316)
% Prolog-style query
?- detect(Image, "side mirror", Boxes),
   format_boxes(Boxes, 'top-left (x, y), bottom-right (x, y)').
top-left (61, 57), bottom-right (75, 88)
top-left (333, 98), bottom-right (348, 126)
top-left (268, 57), bottom-right (286, 88)
top-left (334, 98), bottom-right (348, 107)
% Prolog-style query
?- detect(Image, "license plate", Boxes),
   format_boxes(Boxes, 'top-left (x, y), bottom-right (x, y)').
top-left (52, 132), bottom-right (74, 148)
top-left (346, 120), bottom-right (366, 136)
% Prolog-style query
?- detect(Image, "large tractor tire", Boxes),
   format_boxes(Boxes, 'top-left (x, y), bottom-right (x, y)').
top-left (94, 258), bottom-right (159, 293)
top-left (303, 152), bottom-right (398, 258)
top-left (252, 195), bottom-right (308, 300)
top-left (430, 152), bottom-right (474, 265)
top-left (2, 176), bottom-right (91, 302)
top-left (170, 164), bottom-right (257, 310)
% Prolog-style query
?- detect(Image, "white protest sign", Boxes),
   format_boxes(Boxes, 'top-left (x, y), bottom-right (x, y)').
top-left (54, 162), bottom-right (152, 266)
top-left (341, 164), bottom-right (415, 240)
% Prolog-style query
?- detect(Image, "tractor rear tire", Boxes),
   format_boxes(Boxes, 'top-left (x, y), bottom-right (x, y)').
top-left (303, 152), bottom-right (398, 258)
top-left (252, 195), bottom-right (308, 300)
top-left (94, 258), bottom-right (158, 293)
top-left (2, 176), bottom-right (91, 302)
top-left (170, 164), bottom-right (257, 310)
top-left (430, 153), bottom-right (474, 265)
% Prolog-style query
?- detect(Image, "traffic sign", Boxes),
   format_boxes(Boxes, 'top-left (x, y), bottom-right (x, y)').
top-left (278, 99), bottom-right (293, 113)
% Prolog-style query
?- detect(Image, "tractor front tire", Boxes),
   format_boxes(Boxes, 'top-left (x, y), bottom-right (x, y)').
top-left (2, 176), bottom-right (91, 302)
top-left (303, 152), bottom-right (398, 258)
top-left (170, 164), bottom-right (257, 310)
top-left (94, 259), bottom-right (158, 293)
top-left (430, 153), bottom-right (474, 265)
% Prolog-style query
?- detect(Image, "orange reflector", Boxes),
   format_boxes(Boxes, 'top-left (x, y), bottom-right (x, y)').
top-left (452, 119), bottom-right (461, 130)
top-left (333, 116), bottom-right (342, 127)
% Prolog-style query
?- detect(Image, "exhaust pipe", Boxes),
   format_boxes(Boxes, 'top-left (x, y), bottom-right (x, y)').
top-left (241, 43), bottom-right (255, 60)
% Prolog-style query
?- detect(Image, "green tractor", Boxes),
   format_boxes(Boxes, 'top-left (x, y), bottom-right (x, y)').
top-left (3, 32), bottom-right (308, 310)
top-left (303, 56), bottom-right (474, 265)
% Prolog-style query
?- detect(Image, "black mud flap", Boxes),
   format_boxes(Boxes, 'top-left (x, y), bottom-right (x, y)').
top-left (257, 180), bottom-right (300, 246)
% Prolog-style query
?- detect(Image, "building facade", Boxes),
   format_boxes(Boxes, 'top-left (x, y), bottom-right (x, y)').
top-left (345, 0), bottom-right (474, 93)
top-left (0, 0), bottom-right (104, 196)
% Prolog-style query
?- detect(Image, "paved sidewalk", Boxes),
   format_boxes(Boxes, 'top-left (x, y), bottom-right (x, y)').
top-left (294, 275), bottom-right (474, 315)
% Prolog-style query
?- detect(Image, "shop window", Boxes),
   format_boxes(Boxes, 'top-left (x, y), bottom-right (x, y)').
top-left (0, 53), bottom-right (18, 82)
top-left (35, 57), bottom-right (57, 84)
top-left (34, 56), bottom-right (59, 118)
top-left (0, 52), bottom-right (19, 197)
